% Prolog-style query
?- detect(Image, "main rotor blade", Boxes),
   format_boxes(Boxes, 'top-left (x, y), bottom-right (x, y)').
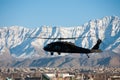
top-left (41, 37), bottom-right (78, 40)
top-left (27, 35), bottom-right (95, 40)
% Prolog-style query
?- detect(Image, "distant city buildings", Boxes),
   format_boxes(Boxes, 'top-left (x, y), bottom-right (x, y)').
top-left (0, 67), bottom-right (120, 80)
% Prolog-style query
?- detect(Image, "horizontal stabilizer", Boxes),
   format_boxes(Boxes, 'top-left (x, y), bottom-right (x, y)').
top-left (91, 49), bottom-right (102, 53)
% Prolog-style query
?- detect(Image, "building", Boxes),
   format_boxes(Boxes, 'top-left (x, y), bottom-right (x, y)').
top-left (25, 77), bottom-right (41, 80)
top-left (108, 76), bottom-right (120, 80)
top-left (42, 72), bottom-right (75, 80)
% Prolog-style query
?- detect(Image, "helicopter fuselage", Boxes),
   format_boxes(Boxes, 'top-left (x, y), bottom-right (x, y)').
top-left (43, 41), bottom-right (91, 54)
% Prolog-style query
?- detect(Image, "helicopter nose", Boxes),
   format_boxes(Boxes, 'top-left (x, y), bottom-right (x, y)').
top-left (43, 46), bottom-right (48, 51)
top-left (43, 46), bottom-right (46, 50)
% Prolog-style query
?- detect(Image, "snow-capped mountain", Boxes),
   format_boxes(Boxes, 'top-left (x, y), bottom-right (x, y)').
top-left (0, 16), bottom-right (120, 67)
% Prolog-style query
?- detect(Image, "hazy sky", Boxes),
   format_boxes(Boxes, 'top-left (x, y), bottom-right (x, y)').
top-left (0, 0), bottom-right (120, 28)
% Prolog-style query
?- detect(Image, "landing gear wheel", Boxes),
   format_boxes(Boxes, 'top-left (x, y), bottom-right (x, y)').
top-left (58, 52), bottom-right (61, 55)
top-left (51, 52), bottom-right (54, 55)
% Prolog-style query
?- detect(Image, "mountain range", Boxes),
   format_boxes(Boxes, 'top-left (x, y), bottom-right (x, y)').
top-left (0, 16), bottom-right (120, 67)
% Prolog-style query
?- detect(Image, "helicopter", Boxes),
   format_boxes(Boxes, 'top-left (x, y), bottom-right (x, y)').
top-left (42, 37), bottom-right (102, 58)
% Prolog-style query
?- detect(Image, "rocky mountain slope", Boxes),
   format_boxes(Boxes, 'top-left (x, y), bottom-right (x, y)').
top-left (0, 16), bottom-right (120, 67)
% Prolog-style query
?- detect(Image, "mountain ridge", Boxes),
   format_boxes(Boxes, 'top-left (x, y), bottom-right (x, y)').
top-left (0, 16), bottom-right (120, 67)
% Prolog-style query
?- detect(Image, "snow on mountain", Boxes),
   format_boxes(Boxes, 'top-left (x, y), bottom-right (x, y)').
top-left (0, 16), bottom-right (120, 58)
top-left (0, 16), bottom-right (120, 67)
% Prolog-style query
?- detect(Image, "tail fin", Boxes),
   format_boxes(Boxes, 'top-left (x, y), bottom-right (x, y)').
top-left (92, 39), bottom-right (102, 49)
top-left (91, 39), bottom-right (102, 53)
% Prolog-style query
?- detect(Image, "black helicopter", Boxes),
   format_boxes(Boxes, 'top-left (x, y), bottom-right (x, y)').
top-left (42, 37), bottom-right (102, 58)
